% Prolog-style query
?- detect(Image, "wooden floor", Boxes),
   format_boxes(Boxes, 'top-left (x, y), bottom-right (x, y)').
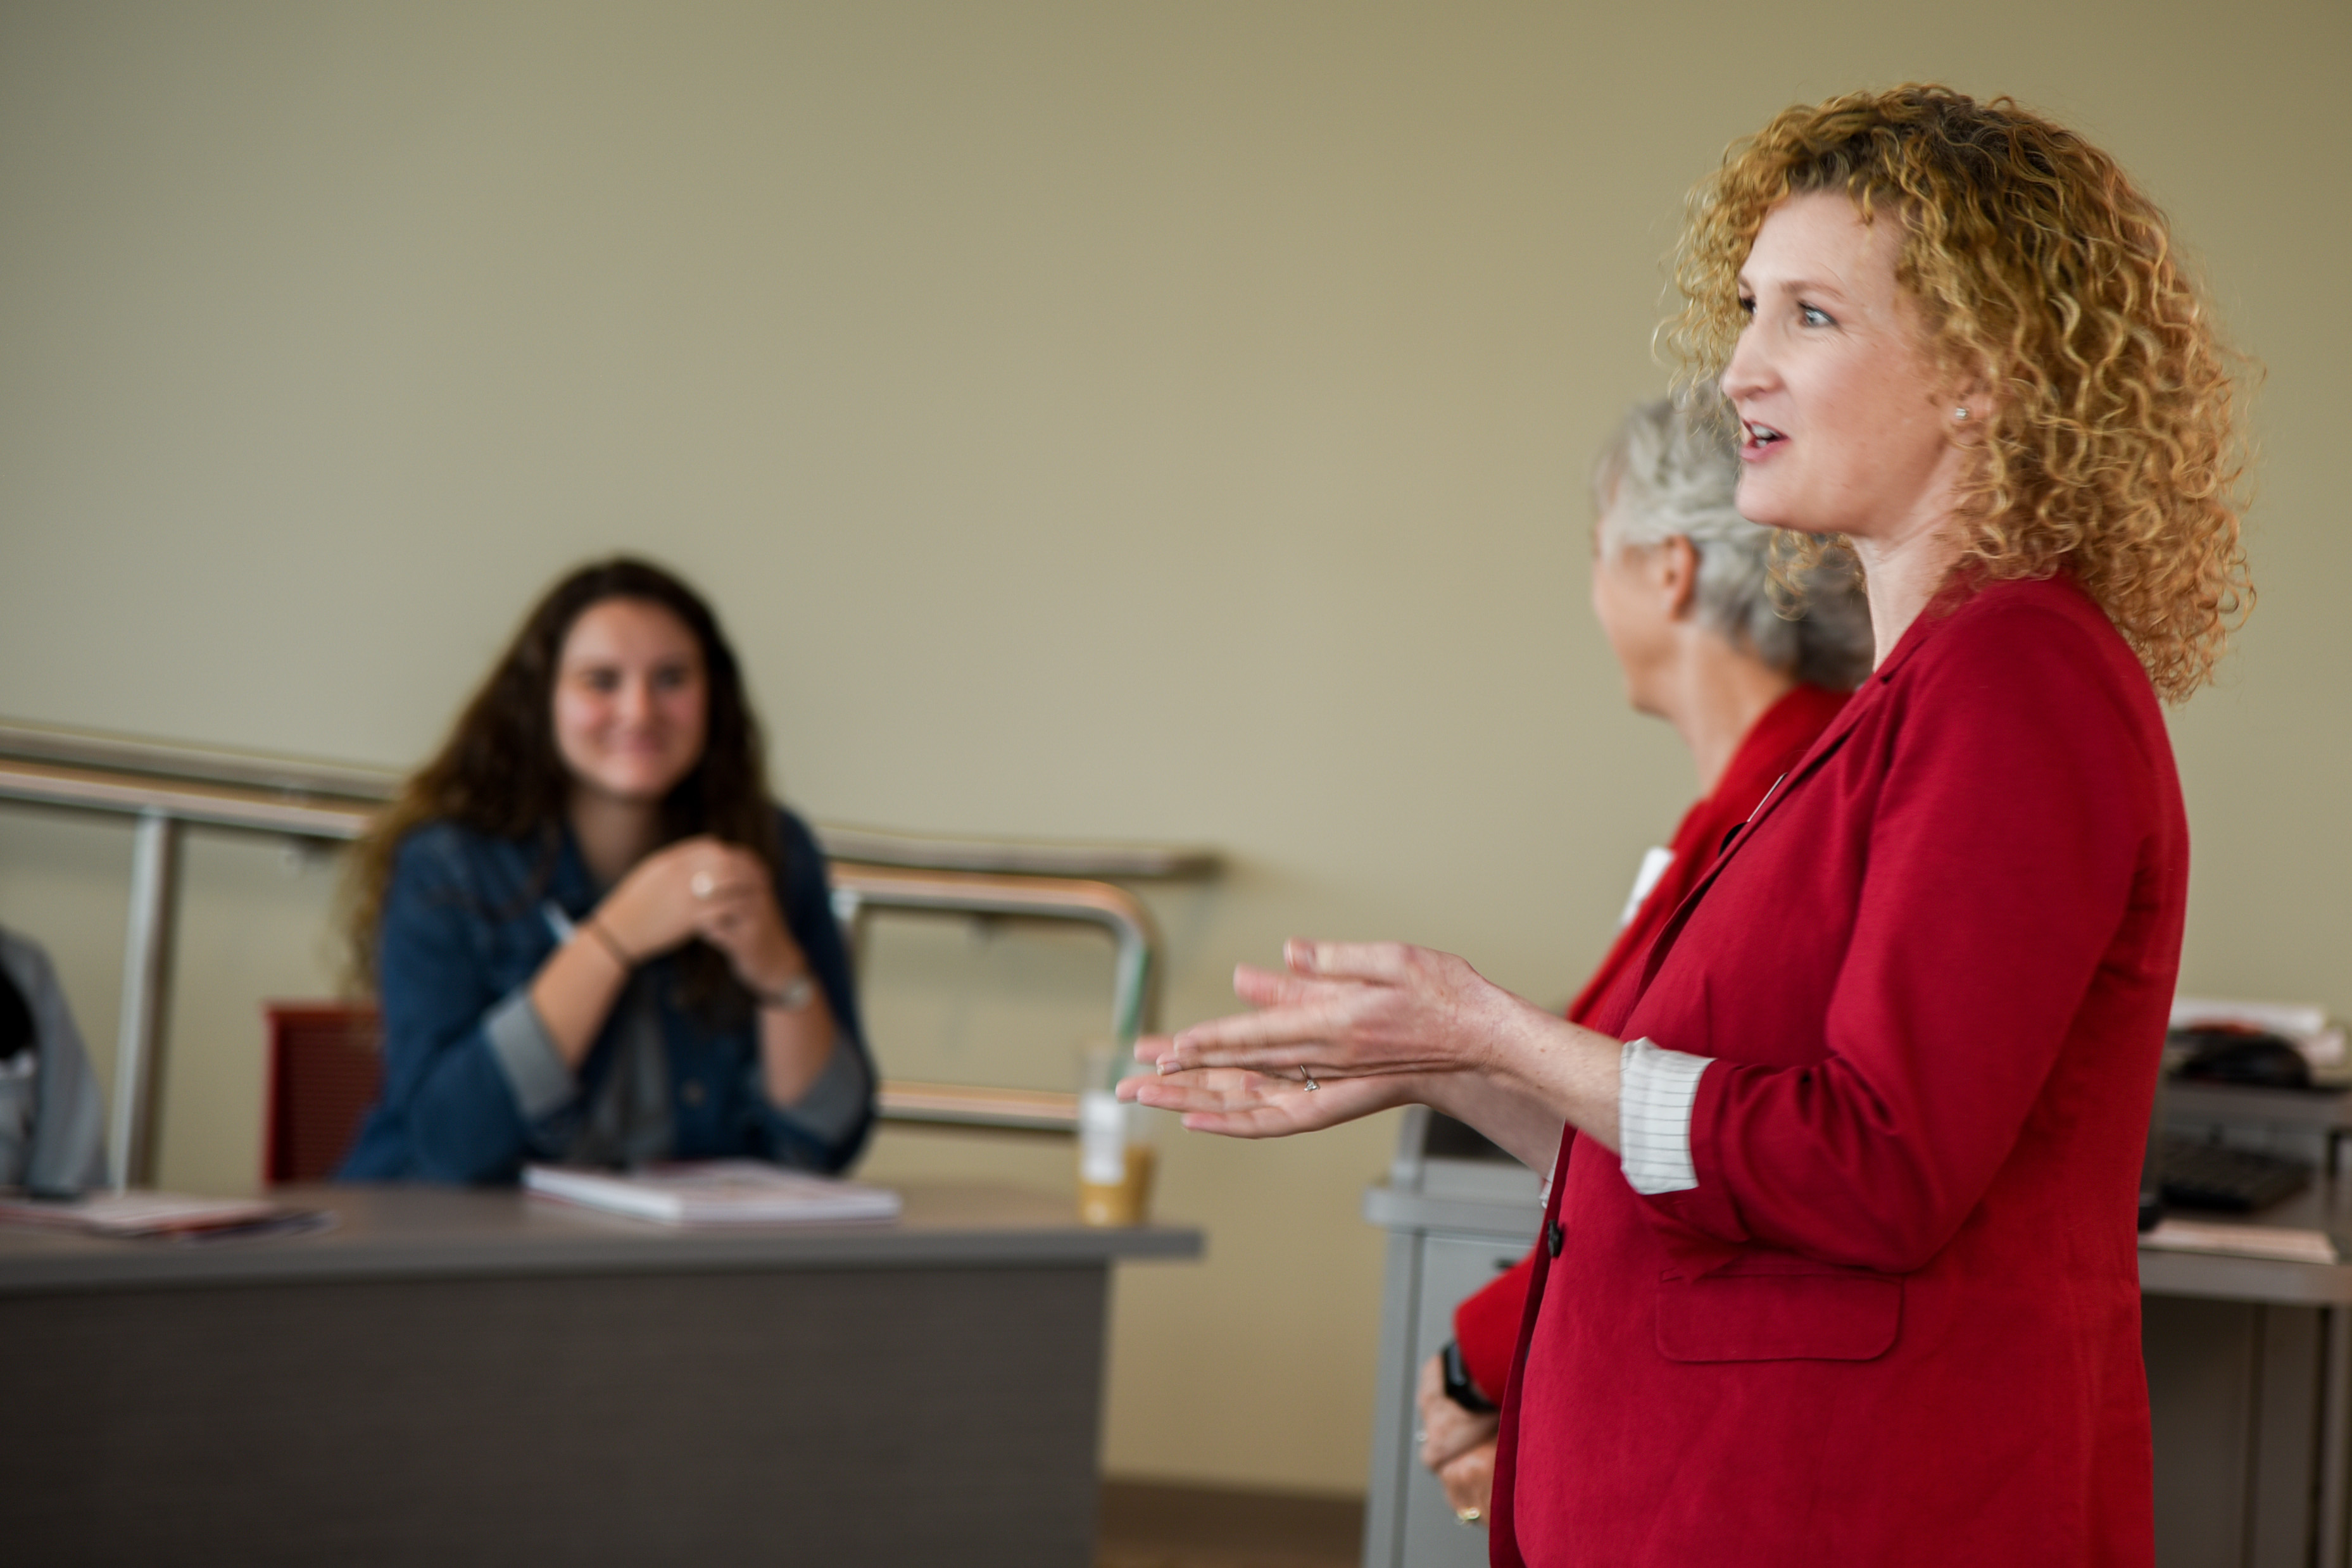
top-left (1097, 1481), bottom-right (1363, 1568)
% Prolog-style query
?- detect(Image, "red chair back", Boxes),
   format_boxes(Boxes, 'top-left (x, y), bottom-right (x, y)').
top-left (264, 1004), bottom-right (382, 1183)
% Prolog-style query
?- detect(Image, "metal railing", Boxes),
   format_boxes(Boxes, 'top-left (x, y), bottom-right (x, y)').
top-left (0, 720), bottom-right (1219, 1182)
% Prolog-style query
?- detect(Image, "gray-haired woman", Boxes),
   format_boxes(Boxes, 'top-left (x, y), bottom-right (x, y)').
top-left (1402, 397), bottom-right (1871, 1524)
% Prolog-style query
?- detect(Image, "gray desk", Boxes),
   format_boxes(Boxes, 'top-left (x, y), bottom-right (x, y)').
top-left (2140, 1177), bottom-right (2352, 1568)
top-left (1360, 1107), bottom-right (2352, 1568)
top-left (0, 1182), bottom-right (1201, 1568)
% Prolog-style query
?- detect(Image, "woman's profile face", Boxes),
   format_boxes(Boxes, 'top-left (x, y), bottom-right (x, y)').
top-left (550, 597), bottom-right (710, 806)
top-left (1720, 191), bottom-right (1965, 544)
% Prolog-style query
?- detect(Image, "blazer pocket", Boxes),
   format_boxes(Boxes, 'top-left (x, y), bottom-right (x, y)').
top-left (1654, 1258), bottom-right (1902, 1363)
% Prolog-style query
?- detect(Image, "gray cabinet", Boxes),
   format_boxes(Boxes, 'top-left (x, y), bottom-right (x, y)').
top-left (1360, 1107), bottom-right (1542, 1568)
top-left (2147, 1295), bottom-right (2324, 1568)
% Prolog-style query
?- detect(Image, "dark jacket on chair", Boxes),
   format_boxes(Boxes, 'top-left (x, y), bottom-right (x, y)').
top-left (0, 926), bottom-right (108, 1196)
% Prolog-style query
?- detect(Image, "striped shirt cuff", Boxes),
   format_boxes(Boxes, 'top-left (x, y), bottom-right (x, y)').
top-left (1619, 1036), bottom-right (1710, 1195)
top-left (484, 986), bottom-right (578, 1124)
top-left (770, 1028), bottom-right (871, 1146)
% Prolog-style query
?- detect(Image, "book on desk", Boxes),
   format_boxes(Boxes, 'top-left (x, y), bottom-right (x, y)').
top-left (523, 1160), bottom-right (903, 1226)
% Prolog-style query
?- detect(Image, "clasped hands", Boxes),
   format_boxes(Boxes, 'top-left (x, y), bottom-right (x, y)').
top-left (1119, 936), bottom-right (1528, 1523)
top-left (1415, 1351), bottom-right (1499, 1527)
top-left (591, 836), bottom-right (805, 996)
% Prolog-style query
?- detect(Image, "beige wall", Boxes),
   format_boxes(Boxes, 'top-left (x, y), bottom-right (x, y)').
top-left (1, 0), bottom-right (2344, 1494)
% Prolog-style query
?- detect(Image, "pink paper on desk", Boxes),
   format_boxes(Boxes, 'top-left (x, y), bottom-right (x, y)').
top-left (0, 1189), bottom-right (332, 1240)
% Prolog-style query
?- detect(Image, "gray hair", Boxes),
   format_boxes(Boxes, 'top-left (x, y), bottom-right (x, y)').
top-left (1592, 399), bottom-right (1872, 691)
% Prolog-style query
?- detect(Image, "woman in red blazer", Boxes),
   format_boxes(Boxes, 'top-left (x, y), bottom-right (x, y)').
top-left (1129, 86), bottom-right (2248, 1565)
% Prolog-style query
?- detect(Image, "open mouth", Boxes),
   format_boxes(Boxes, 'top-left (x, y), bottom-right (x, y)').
top-left (1742, 420), bottom-right (1786, 451)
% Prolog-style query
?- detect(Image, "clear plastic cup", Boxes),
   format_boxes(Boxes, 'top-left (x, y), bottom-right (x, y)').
top-left (1077, 1041), bottom-right (1155, 1226)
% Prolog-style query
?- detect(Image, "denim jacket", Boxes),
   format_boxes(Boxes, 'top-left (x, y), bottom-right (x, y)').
top-left (339, 806), bottom-right (874, 1183)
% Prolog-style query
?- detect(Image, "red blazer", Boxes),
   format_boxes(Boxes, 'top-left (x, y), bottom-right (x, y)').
top-left (1492, 575), bottom-right (2184, 1567)
top-left (1453, 683), bottom-right (1849, 1399)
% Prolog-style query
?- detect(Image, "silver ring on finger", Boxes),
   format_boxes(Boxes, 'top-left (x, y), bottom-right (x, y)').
top-left (1300, 1067), bottom-right (1320, 1092)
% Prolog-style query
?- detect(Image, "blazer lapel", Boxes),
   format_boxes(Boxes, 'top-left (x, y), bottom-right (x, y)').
top-left (1625, 588), bottom-right (1959, 998)
top-left (1626, 687), bottom-right (1875, 1001)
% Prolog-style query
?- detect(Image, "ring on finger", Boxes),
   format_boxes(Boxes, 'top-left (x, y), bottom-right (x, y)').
top-left (1300, 1067), bottom-right (1320, 1092)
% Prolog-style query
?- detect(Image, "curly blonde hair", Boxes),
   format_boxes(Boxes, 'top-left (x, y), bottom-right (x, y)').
top-left (1662, 84), bottom-right (2250, 701)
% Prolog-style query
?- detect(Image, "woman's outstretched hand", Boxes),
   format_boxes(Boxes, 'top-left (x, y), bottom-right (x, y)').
top-left (1151, 939), bottom-right (1523, 1085)
top-left (1131, 938), bottom-right (1618, 1166)
top-left (1117, 1058), bottom-right (1411, 1137)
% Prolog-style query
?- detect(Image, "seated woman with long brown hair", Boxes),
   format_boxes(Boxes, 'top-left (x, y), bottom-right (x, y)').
top-left (339, 558), bottom-right (873, 1183)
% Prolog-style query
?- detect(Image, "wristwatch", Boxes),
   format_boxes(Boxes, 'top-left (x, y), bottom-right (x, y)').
top-left (1441, 1339), bottom-right (1499, 1415)
top-left (754, 972), bottom-right (816, 1012)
